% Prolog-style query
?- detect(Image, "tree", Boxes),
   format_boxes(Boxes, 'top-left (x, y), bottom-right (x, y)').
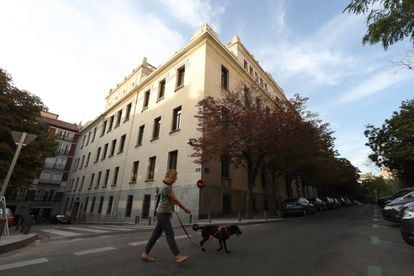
top-left (344, 0), bottom-right (414, 50)
top-left (0, 68), bottom-right (57, 190)
top-left (193, 84), bottom-right (275, 218)
top-left (364, 99), bottom-right (414, 186)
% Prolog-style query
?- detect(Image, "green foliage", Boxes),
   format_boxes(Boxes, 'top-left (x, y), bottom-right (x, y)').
top-left (364, 99), bottom-right (414, 186)
top-left (344, 0), bottom-right (414, 49)
top-left (0, 68), bottom-right (57, 189)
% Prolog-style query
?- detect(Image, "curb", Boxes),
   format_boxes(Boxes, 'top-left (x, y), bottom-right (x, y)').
top-left (0, 233), bottom-right (38, 255)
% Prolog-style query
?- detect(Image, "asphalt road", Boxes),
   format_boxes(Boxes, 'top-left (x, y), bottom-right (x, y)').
top-left (0, 204), bottom-right (413, 276)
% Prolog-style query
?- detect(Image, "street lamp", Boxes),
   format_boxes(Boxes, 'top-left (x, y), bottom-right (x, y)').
top-left (1, 131), bottom-right (36, 237)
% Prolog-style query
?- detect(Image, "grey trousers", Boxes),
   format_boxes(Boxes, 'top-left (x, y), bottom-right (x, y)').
top-left (144, 213), bottom-right (179, 256)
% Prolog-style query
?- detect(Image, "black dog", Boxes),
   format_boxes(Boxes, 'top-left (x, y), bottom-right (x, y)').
top-left (192, 224), bottom-right (242, 253)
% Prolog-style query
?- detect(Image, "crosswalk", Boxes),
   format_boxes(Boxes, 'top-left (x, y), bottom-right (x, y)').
top-left (0, 235), bottom-right (191, 272)
top-left (39, 224), bottom-right (140, 238)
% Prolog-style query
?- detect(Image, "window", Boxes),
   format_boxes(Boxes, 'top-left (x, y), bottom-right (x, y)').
top-left (168, 150), bottom-right (178, 170)
top-left (101, 120), bottom-right (107, 136)
top-left (264, 83), bottom-right (268, 91)
top-left (260, 78), bottom-right (263, 87)
top-left (137, 125), bottom-right (145, 146)
top-left (80, 176), bottom-right (85, 191)
top-left (143, 90), bottom-right (150, 110)
top-left (112, 166), bottom-right (119, 186)
top-left (147, 156), bottom-right (156, 180)
top-left (124, 103), bottom-right (132, 122)
top-left (86, 132), bottom-right (91, 146)
top-left (107, 196), bottom-right (114, 215)
top-left (80, 136), bottom-right (85, 149)
top-left (131, 161), bottom-right (139, 182)
top-left (79, 155), bottom-right (85, 169)
top-left (110, 139), bottom-right (116, 156)
top-left (89, 173), bottom-right (95, 190)
top-left (255, 72), bottom-right (258, 81)
top-left (152, 117), bottom-right (161, 140)
top-left (102, 143), bottom-right (108, 160)
top-left (84, 197), bottom-right (89, 212)
top-left (125, 195), bottom-right (133, 217)
top-left (85, 152), bottom-right (91, 167)
top-left (103, 169), bottom-right (110, 187)
top-left (176, 66), bottom-right (185, 89)
top-left (244, 60), bottom-right (248, 70)
top-left (90, 197), bottom-right (96, 213)
top-left (74, 178), bottom-right (79, 191)
top-left (261, 170), bottom-right (267, 188)
top-left (91, 127), bottom-right (97, 143)
top-left (95, 147), bottom-right (101, 163)
top-left (171, 106), bottom-right (182, 132)
top-left (107, 115), bottom-right (114, 132)
top-left (96, 171), bottom-right (102, 188)
top-left (249, 66), bottom-right (253, 76)
top-left (98, 196), bottom-right (104, 214)
top-left (221, 156), bottom-right (230, 178)
top-left (221, 65), bottom-right (229, 90)
top-left (116, 110), bottom-right (122, 127)
top-left (244, 85), bottom-right (251, 107)
top-left (158, 79), bottom-right (166, 100)
top-left (119, 134), bottom-right (126, 153)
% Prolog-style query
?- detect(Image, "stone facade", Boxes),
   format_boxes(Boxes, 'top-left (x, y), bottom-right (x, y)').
top-left (64, 24), bottom-right (313, 222)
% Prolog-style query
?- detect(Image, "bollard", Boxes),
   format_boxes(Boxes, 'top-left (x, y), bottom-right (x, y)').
top-left (238, 210), bottom-right (241, 222)
top-left (135, 215), bottom-right (140, 224)
top-left (148, 216), bottom-right (152, 225)
top-left (208, 212), bottom-right (211, 223)
top-left (189, 214), bottom-right (192, 224)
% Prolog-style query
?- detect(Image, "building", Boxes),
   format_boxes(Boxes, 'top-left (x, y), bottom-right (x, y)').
top-left (64, 24), bottom-right (312, 223)
top-left (7, 111), bottom-right (79, 222)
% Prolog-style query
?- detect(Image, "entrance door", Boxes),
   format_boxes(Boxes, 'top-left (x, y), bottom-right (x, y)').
top-left (141, 194), bottom-right (151, 219)
top-left (71, 202), bottom-right (80, 219)
top-left (223, 194), bottom-right (231, 215)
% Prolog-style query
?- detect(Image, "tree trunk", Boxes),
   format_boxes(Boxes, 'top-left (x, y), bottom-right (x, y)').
top-left (246, 167), bottom-right (256, 219)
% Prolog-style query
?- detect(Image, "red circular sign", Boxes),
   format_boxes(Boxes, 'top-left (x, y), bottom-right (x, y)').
top-left (196, 180), bottom-right (205, 188)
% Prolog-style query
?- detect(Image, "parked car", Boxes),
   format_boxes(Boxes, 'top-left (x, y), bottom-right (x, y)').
top-left (400, 201), bottom-right (414, 246)
top-left (308, 197), bottom-right (328, 211)
top-left (319, 196), bottom-right (338, 210)
top-left (377, 187), bottom-right (414, 208)
top-left (382, 191), bottom-right (414, 223)
top-left (50, 214), bottom-right (72, 224)
top-left (0, 207), bottom-right (15, 227)
top-left (281, 197), bottom-right (316, 216)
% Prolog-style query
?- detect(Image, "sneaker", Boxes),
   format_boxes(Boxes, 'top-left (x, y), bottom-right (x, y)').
top-left (176, 255), bottom-right (189, 263)
top-left (141, 253), bottom-right (155, 262)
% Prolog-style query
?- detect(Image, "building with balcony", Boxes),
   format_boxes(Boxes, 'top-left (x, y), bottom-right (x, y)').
top-left (64, 24), bottom-right (314, 223)
top-left (7, 111), bottom-right (79, 222)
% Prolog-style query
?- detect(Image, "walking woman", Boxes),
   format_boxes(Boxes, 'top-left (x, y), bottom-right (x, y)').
top-left (142, 169), bottom-right (191, 263)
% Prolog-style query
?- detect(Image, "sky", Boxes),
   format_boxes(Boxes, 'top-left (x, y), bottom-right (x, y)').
top-left (0, 0), bottom-right (413, 175)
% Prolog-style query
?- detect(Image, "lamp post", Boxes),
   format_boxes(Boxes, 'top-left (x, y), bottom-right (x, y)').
top-left (1, 131), bottom-right (36, 237)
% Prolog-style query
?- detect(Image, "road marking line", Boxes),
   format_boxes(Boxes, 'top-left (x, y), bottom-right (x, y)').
top-left (129, 241), bottom-right (148, 246)
top-left (41, 229), bottom-right (83, 237)
top-left (66, 227), bottom-right (110, 233)
top-left (372, 224), bottom-right (378, 228)
top-left (373, 218), bottom-right (379, 221)
top-left (0, 258), bottom-right (48, 271)
top-left (371, 236), bottom-right (380, 245)
top-left (85, 226), bottom-right (132, 231)
top-left (367, 265), bottom-right (382, 276)
top-left (73, 246), bottom-right (116, 256)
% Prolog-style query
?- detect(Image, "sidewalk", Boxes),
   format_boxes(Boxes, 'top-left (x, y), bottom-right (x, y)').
top-left (0, 215), bottom-right (284, 255)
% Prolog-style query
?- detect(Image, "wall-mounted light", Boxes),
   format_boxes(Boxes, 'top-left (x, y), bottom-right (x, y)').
top-left (188, 138), bottom-right (196, 146)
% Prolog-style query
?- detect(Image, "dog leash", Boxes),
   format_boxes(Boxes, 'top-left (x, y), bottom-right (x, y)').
top-left (175, 212), bottom-right (204, 249)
